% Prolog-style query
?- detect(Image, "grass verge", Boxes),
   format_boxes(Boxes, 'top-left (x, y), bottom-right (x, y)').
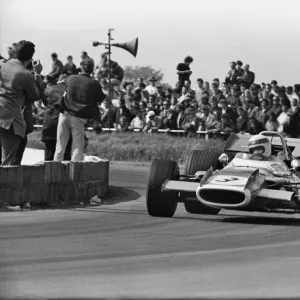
top-left (27, 130), bottom-right (225, 164)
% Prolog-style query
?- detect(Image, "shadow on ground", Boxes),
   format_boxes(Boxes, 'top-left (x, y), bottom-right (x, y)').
top-left (102, 186), bottom-right (141, 205)
top-left (222, 215), bottom-right (300, 226)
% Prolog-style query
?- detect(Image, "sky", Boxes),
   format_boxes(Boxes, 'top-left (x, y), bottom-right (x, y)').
top-left (1, 0), bottom-right (300, 86)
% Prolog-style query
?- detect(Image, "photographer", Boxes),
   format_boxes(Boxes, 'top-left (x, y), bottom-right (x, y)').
top-left (54, 58), bottom-right (105, 162)
top-left (0, 40), bottom-right (44, 165)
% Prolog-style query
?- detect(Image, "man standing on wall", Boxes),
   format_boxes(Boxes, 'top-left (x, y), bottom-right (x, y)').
top-left (175, 55), bottom-right (193, 93)
top-left (54, 58), bottom-right (105, 162)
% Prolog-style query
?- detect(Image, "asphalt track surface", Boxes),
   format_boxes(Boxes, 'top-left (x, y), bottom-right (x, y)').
top-left (1, 149), bottom-right (300, 298)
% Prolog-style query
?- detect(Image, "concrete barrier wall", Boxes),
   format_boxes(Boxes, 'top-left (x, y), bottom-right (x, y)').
top-left (0, 160), bottom-right (109, 207)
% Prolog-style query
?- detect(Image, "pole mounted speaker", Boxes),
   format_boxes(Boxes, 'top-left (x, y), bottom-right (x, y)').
top-left (112, 38), bottom-right (138, 57)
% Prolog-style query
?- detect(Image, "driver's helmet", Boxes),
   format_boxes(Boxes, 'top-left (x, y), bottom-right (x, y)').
top-left (248, 135), bottom-right (271, 157)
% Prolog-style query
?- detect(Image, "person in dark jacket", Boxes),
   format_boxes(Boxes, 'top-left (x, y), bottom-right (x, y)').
top-left (62, 55), bottom-right (77, 76)
top-left (54, 58), bottom-right (105, 162)
top-left (42, 75), bottom-right (72, 161)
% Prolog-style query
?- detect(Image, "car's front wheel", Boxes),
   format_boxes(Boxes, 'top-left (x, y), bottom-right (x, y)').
top-left (146, 159), bottom-right (179, 217)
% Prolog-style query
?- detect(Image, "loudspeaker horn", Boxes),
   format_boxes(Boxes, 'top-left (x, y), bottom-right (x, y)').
top-left (112, 38), bottom-right (138, 57)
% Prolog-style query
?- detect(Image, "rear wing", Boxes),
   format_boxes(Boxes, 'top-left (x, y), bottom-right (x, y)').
top-left (224, 133), bottom-right (300, 157)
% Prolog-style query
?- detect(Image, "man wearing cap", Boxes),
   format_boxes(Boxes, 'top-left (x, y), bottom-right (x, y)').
top-left (145, 76), bottom-right (158, 96)
top-left (54, 58), bottom-right (105, 162)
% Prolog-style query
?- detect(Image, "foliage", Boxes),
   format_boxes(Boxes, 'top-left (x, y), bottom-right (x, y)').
top-left (123, 65), bottom-right (164, 83)
top-left (27, 131), bottom-right (225, 164)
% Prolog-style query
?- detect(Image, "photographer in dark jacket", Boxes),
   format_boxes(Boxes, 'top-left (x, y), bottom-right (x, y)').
top-left (54, 59), bottom-right (105, 162)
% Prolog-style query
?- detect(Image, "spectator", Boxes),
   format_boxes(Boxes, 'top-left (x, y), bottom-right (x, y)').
top-left (80, 51), bottom-right (93, 64)
top-left (179, 86), bottom-right (190, 103)
top-left (220, 113), bottom-right (235, 135)
top-left (156, 85), bottom-right (166, 99)
top-left (204, 81), bottom-right (211, 95)
top-left (54, 58), bottom-right (105, 162)
top-left (124, 82), bottom-right (134, 109)
top-left (63, 55), bottom-right (77, 76)
top-left (163, 110), bottom-right (178, 130)
top-left (42, 75), bottom-right (72, 161)
top-left (277, 105), bottom-right (290, 135)
top-left (270, 80), bottom-right (279, 96)
top-left (246, 117), bottom-right (265, 134)
top-left (247, 100), bottom-right (260, 120)
top-left (0, 40), bottom-right (44, 165)
top-left (211, 81), bottom-right (223, 102)
top-left (239, 64), bottom-right (255, 88)
top-left (145, 76), bottom-right (158, 96)
top-left (94, 53), bottom-right (123, 87)
top-left (165, 88), bottom-right (173, 101)
top-left (115, 116), bottom-right (130, 132)
top-left (195, 78), bottom-right (208, 103)
top-left (225, 61), bottom-right (237, 85)
top-left (175, 104), bottom-right (186, 129)
top-left (160, 101), bottom-right (170, 119)
top-left (227, 86), bottom-right (241, 109)
top-left (236, 107), bottom-right (249, 132)
top-left (47, 53), bottom-right (64, 84)
top-left (285, 86), bottom-right (297, 103)
top-left (144, 110), bottom-right (162, 131)
top-left (176, 55), bottom-right (193, 92)
top-left (210, 97), bottom-right (221, 114)
top-left (287, 97), bottom-right (300, 137)
top-left (170, 95), bottom-right (178, 109)
top-left (265, 112), bottom-right (279, 132)
top-left (218, 99), bottom-right (237, 125)
top-left (182, 105), bottom-right (200, 137)
top-left (269, 96), bottom-right (282, 118)
top-left (101, 99), bottom-right (116, 128)
top-left (235, 60), bottom-right (244, 82)
top-left (249, 84), bottom-right (260, 106)
top-left (206, 111), bottom-right (222, 136)
top-left (114, 98), bottom-right (132, 126)
top-left (198, 105), bottom-right (215, 131)
top-left (129, 110), bottom-right (145, 131)
top-left (256, 99), bottom-right (270, 124)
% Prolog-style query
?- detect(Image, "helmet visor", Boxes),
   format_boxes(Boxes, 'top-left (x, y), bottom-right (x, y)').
top-left (249, 145), bottom-right (265, 155)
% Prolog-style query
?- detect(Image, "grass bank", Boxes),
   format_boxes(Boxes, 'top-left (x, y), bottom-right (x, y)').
top-left (27, 130), bottom-right (225, 163)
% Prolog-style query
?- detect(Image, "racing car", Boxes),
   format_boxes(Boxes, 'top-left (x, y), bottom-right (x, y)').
top-left (146, 131), bottom-right (300, 217)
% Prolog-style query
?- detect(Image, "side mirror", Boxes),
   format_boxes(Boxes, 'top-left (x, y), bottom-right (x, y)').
top-left (291, 158), bottom-right (300, 170)
top-left (218, 153), bottom-right (229, 165)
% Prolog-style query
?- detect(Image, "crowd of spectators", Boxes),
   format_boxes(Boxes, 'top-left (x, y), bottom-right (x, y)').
top-left (2, 42), bottom-right (300, 165)
top-left (23, 53), bottom-right (300, 139)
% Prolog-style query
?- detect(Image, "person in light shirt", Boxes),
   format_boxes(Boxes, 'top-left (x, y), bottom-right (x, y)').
top-left (145, 76), bottom-right (158, 96)
top-left (129, 110), bottom-right (145, 131)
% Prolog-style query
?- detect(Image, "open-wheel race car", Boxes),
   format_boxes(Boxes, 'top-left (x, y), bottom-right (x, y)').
top-left (146, 131), bottom-right (300, 217)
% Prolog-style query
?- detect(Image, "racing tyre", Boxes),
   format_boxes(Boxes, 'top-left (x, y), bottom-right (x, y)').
top-left (184, 149), bottom-right (222, 215)
top-left (146, 159), bottom-right (179, 217)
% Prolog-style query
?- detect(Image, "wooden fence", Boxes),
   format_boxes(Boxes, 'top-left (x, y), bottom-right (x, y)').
top-left (0, 160), bottom-right (109, 207)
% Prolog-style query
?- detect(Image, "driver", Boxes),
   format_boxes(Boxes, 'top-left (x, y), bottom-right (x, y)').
top-left (248, 134), bottom-right (272, 160)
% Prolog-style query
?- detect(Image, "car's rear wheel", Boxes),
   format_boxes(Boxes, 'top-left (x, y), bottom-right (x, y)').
top-left (184, 149), bottom-right (222, 215)
top-left (146, 159), bottom-right (179, 217)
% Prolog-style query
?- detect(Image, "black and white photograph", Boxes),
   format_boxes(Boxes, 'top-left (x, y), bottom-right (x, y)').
top-left (1, 0), bottom-right (300, 298)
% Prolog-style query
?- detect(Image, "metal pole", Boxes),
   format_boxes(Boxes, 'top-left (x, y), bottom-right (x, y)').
top-left (107, 29), bottom-right (113, 133)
